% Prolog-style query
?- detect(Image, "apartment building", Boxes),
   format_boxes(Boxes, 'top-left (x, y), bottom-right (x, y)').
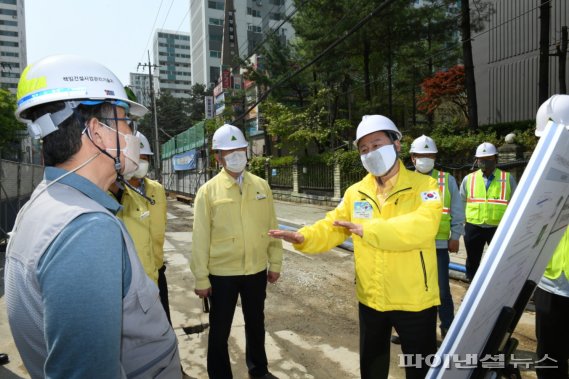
top-left (0, 0), bottom-right (26, 93)
top-left (472, 0), bottom-right (569, 124)
top-left (189, 0), bottom-right (295, 88)
top-left (153, 29), bottom-right (192, 98)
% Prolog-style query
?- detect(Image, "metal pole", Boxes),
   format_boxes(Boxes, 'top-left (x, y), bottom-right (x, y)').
top-left (147, 50), bottom-right (162, 182)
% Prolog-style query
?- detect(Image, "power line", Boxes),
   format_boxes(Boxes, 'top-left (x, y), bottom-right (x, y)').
top-left (159, 0), bottom-right (176, 31)
top-left (139, 0), bottom-right (166, 64)
top-left (231, 0), bottom-right (400, 124)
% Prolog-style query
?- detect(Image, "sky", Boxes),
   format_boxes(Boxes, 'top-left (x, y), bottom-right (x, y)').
top-left (25, 0), bottom-right (190, 85)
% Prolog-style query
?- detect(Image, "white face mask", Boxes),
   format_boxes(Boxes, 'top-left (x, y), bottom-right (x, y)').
top-left (100, 122), bottom-right (140, 176)
top-left (414, 157), bottom-right (435, 174)
top-left (360, 144), bottom-right (397, 177)
top-left (224, 150), bottom-right (247, 173)
top-left (131, 159), bottom-right (149, 179)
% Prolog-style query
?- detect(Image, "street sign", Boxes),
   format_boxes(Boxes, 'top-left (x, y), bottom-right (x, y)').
top-left (205, 96), bottom-right (214, 119)
top-left (427, 120), bottom-right (569, 378)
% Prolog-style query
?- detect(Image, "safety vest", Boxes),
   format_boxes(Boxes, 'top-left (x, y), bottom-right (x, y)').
top-left (544, 229), bottom-right (569, 281)
top-left (465, 169), bottom-right (512, 226)
top-left (432, 169), bottom-right (451, 240)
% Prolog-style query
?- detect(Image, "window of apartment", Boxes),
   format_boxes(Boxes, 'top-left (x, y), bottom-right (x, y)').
top-left (209, 17), bottom-right (223, 26)
top-left (0, 8), bottom-right (17, 16)
top-left (248, 24), bottom-right (262, 33)
top-left (208, 1), bottom-right (224, 10)
top-left (0, 0), bottom-right (17, 5)
top-left (0, 41), bottom-right (18, 47)
top-left (247, 7), bottom-right (261, 18)
top-left (270, 12), bottom-right (281, 21)
top-left (269, 0), bottom-right (284, 5)
top-left (1, 51), bottom-right (18, 57)
top-left (0, 30), bottom-right (18, 37)
top-left (0, 20), bottom-right (17, 27)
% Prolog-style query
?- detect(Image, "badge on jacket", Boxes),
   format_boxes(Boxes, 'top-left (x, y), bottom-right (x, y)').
top-left (421, 191), bottom-right (440, 202)
top-left (353, 201), bottom-right (373, 219)
top-left (256, 193), bottom-right (267, 200)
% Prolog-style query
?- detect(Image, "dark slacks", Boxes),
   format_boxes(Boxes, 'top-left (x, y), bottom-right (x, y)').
top-left (436, 248), bottom-right (454, 331)
top-left (157, 264), bottom-right (172, 325)
top-left (464, 223), bottom-right (497, 280)
top-left (534, 287), bottom-right (569, 379)
top-left (207, 269), bottom-right (268, 379)
top-left (359, 303), bottom-right (437, 379)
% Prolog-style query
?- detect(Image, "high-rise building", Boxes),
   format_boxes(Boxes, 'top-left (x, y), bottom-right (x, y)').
top-left (129, 72), bottom-right (153, 107)
top-left (153, 29), bottom-right (192, 98)
top-left (0, 0), bottom-right (26, 93)
top-left (190, 0), bottom-right (295, 88)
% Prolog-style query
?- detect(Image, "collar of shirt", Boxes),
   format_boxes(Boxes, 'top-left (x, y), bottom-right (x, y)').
top-left (376, 172), bottom-right (399, 206)
top-left (45, 166), bottom-right (121, 214)
top-left (482, 170), bottom-right (495, 191)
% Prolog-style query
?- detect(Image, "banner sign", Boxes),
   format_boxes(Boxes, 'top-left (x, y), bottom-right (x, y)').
top-left (173, 150), bottom-right (198, 171)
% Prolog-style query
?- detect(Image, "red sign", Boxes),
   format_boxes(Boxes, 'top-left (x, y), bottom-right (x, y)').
top-left (222, 70), bottom-right (231, 89)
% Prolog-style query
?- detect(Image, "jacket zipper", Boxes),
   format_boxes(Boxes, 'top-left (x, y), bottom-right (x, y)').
top-left (419, 251), bottom-right (428, 291)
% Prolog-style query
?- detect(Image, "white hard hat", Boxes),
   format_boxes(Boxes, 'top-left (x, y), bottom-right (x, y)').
top-left (355, 115), bottom-right (402, 145)
top-left (535, 94), bottom-right (569, 137)
top-left (16, 55), bottom-right (148, 125)
top-left (136, 131), bottom-right (153, 155)
top-left (505, 133), bottom-right (516, 144)
top-left (475, 142), bottom-right (498, 158)
top-left (410, 135), bottom-right (438, 154)
top-left (212, 124), bottom-right (248, 150)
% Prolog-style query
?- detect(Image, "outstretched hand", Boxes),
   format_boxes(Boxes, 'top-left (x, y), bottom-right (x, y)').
top-left (333, 220), bottom-right (363, 237)
top-left (268, 229), bottom-right (305, 244)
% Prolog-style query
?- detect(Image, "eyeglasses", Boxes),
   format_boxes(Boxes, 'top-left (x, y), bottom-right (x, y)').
top-left (100, 117), bottom-right (138, 134)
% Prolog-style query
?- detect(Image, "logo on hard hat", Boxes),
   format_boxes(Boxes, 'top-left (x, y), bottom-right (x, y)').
top-left (105, 90), bottom-right (115, 96)
top-left (231, 135), bottom-right (237, 141)
top-left (424, 144), bottom-right (429, 148)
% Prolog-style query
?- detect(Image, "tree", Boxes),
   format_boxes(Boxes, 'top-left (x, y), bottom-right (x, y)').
top-left (188, 83), bottom-right (212, 123)
top-left (418, 64), bottom-right (468, 123)
top-left (138, 91), bottom-right (191, 145)
top-left (0, 89), bottom-right (25, 157)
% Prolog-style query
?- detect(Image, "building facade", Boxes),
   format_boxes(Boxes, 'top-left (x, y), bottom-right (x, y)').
top-left (472, 0), bottom-right (569, 124)
top-left (0, 0), bottom-right (26, 93)
top-left (153, 29), bottom-right (192, 98)
top-left (189, 0), bottom-right (295, 88)
top-left (129, 72), bottom-right (153, 107)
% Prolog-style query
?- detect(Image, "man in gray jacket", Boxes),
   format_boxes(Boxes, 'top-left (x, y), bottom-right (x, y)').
top-left (5, 55), bottom-right (181, 378)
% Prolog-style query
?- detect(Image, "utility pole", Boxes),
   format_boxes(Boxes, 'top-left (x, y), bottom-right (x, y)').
top-left (137, 51), bottom-right (161, 182)
top-left (550, 26), bottom-right (568, 94)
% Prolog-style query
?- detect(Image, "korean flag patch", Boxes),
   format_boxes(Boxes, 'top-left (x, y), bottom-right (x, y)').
top-left (421, 190), bottom-right (440, 202)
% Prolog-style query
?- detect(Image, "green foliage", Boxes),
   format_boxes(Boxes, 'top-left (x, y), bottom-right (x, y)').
top-left (269, 155), bottom-right (295, 167)
top-left (0, 89), bottom-right (25, 155)
top-left (248, 155), bottom-right (267, 177)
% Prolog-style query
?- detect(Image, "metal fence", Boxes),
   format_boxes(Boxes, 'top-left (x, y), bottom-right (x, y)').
top-left (268, 165), bottom-right (293, 189)
top-left (299, 164), bottom-right (334, 194)
top-left (0, 159), bottom-right (44, 243)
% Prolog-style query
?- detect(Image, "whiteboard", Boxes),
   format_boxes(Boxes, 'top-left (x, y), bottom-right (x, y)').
top-left (427, 121), bottom-right (569, 379)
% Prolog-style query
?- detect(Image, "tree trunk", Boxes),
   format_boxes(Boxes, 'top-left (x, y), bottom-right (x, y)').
top-left (387, 19), bottom-right (393, 118)
top-left (461, 0), bottom-right (478, 130)
top-left (539, 0), bottom-right (551, 105)
top-left (363, 35), bottom-right (371, 102)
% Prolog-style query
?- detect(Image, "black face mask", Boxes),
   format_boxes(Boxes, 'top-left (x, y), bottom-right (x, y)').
top-left (477, 160), bottom-right (496, 172)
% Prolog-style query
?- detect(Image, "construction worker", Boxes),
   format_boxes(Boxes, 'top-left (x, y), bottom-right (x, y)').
top-left (190, 124), bottom-right (283, 379)
top-left (269, 115), bottom-right (442, 379)
top-left (409, 135), bottom-right (464, 339)
top-left (460, 142), bottom-right (517, 282)
top-left (4, 55), bottom-right (181, 378)
top-left (534, 95), bottom-right (569, 379)
top-left (111, 131), bottom-right (171, 323)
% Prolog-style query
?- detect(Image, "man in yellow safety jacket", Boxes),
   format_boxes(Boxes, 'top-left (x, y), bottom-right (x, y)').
top-left (269, 115), bottom-right (442, 379)
top-left (460, 142), bottom-right (517, 282)
top-left (111, 132), bottom-right (171, 322)
top-left (191, 124), bottom-right (283, 379)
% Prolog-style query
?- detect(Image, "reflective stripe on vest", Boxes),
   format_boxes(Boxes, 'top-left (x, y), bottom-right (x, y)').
top-left (465, 169), bottom-right (511, 226)
top-left (432, 169), bottom-right (451, 240)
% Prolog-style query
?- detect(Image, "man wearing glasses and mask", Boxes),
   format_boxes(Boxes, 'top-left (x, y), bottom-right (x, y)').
top-left (4, 55), bottom-right (181, 378)
top-left (269, 115), bottom-right (442, 379)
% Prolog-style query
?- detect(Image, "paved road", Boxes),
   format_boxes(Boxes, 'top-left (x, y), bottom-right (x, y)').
top-left (0, 198), bottom-right (536, 379)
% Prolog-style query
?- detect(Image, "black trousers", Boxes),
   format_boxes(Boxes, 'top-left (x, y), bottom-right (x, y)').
top-left (207, 269), bottom-right (268, 379)
top-left (464, 223), bottom-right (497, 280)
top-left (534, 287), bottom-right (569, 379)
top-left (359, 303), bottom-right (437, 379)
top-left (157, 264), bottom-right (172, 325)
